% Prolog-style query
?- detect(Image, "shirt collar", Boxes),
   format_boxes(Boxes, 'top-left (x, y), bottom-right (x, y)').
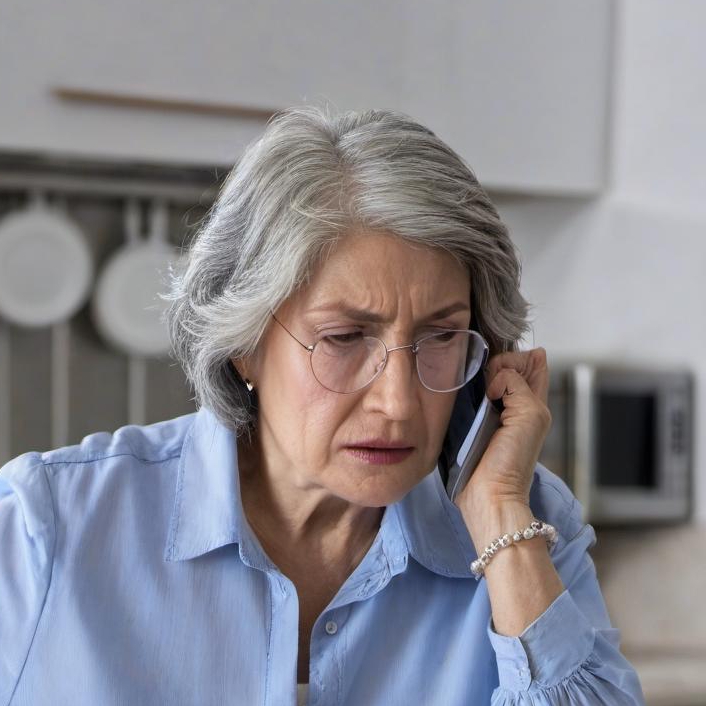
top-left (164, 406), bottom-right (247, 563)
top-left (165, 407), bottom-right (476, 579)
top-left (394, 468), bottom-right (477, 578)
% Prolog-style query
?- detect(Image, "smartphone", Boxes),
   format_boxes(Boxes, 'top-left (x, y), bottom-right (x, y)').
top-left (438, 370), bottom-right (503, 502)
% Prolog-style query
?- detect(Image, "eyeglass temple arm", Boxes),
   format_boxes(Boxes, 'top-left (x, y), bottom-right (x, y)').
top-left (270, 311), bottom-right (314, 352)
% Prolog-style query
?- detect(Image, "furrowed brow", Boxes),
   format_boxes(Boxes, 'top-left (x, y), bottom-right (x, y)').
top-left (307, 301), bottom-right (470, 324)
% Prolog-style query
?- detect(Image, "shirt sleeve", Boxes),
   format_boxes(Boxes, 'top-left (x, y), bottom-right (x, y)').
top-left (486, 520), bottom-right (646, 705)
top-left (0, 452), bottom-right (56, 706)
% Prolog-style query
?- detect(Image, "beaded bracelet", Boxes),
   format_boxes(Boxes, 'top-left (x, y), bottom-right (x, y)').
top-left (470, 519), bottom-right (559, 580)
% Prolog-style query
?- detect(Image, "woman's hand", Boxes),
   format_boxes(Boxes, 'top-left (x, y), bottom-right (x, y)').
top-left (452, 348), bottom-right (566, 635)
top-left (453, 347), bottom-right (552, 517)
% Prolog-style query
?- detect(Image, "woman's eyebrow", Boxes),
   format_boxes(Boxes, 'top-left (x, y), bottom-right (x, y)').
top-left (307, 301), bottom-right (470, 323)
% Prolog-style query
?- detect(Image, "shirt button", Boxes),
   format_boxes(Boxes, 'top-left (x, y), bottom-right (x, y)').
top-left (325, 620), bottom-right (338, 635)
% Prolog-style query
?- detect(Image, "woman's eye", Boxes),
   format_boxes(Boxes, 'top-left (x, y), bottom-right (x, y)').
top-left (323, 332), bottom-right (364, 346)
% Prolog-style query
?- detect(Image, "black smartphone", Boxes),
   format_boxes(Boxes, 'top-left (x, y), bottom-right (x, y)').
top-left (438, 369), bottom-right (502, 502)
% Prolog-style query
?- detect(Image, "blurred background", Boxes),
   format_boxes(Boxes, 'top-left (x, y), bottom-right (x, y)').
top-left (0, 1), bottom-right (704, 703)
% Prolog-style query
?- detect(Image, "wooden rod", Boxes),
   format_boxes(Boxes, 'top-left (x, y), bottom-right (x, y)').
top-left (53, 86), bottom-right (280, 121)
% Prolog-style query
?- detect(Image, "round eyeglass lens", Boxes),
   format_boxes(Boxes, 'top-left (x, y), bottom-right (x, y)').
top-left (310, 333), bottom-right (386, 393)
top-left (310, 330), bottom-right (487, 394)
top-left (415, 330), bottom-right (487, 392)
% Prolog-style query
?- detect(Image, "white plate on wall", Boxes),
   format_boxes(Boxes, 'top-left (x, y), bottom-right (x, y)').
top-left (92, 199), bottom-right (179, 357)
top-left (0, 203), bottom-right (93, 327)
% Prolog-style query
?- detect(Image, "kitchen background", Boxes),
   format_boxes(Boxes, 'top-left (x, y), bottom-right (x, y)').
top-left (1, 1), bottom-right (704, 703)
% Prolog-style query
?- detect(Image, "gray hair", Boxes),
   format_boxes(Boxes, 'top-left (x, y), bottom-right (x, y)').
top-left (164, 104), bottom-right (530, 436)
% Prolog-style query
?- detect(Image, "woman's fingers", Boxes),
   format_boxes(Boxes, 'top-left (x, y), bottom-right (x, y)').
top-left (484, 348), bottom-right (552, 437)
top-left (485, 367), bottom-right (552, 432)
top-left (484, 347), bottom-right (549, 403)
top-left (485, 367), bottom-right (531, 407)
top-left (454, 347), bottom-right (553, 512)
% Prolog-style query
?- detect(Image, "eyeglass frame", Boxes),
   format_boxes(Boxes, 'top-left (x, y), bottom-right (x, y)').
top-left (269, 310), bottom-right (489, 394)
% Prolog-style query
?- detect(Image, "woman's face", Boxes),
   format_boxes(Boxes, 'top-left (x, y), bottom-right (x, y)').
top-left (239, 230), bottom-right (472, 508)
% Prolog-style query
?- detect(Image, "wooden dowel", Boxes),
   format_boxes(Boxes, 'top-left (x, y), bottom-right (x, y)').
top-left (53, 86), bottom-right (280, 121)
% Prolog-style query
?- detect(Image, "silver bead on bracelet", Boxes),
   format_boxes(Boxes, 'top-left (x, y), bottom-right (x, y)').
top-left (470, 520), bottom-right (558, 580)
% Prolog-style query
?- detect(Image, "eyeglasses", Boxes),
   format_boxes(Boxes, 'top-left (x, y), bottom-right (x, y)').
top-left (270, 312), bottom-right (488, 394)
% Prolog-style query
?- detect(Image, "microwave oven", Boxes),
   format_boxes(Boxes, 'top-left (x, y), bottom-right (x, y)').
top-left (539, 363), bottom-right (693, 526)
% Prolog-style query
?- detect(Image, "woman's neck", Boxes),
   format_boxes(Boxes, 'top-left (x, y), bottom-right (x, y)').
top-left (236, 433), bottom-right (384, 576)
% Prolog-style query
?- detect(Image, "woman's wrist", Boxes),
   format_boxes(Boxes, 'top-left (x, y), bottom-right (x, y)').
top-left (460, 496), bottom-right (537, 556)
top-left (460, 495), bottom-right (565, 637)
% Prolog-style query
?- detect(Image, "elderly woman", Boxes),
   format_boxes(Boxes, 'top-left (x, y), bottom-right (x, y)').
top-left (0, 107), bottom-right (645, 706)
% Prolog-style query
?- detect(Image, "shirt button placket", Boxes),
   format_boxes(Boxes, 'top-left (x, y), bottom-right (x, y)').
top-left (309, 608), bottom-right (350, 705)
top-left (517, 665), bottom-right (531, 689)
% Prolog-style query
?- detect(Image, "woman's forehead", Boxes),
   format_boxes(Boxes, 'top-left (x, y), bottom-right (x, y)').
top-left (289, 231), bottom-right (471, 319)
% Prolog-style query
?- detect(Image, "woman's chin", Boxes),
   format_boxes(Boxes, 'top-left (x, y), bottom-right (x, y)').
top-left (333, 467), bottom-right (426, 508)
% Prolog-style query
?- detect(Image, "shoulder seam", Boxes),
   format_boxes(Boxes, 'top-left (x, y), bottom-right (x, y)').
top-left (42, 451), bottom-right (182, 473)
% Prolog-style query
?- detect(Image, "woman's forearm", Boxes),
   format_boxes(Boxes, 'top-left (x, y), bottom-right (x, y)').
top-left (462, 500), bottom-right (565, 637)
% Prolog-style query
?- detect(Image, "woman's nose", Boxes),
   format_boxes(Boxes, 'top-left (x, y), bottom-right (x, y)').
top-left (363, 347), bottom-right (420, 420)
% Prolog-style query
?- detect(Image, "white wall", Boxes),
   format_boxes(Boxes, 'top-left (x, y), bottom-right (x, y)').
top-left (493, 0), bottom-right (706, 523)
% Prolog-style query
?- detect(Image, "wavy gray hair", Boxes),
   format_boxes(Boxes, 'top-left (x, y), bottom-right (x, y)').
top-left (165, 105), bottom-right (529, 436)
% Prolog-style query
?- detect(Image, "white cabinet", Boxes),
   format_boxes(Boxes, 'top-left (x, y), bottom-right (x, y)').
top-left (431, 1), bottom-right (614, 194)
top-left (0, 0), bottom-right (612, 194)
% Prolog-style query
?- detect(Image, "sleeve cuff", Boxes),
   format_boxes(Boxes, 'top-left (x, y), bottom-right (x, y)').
top-left (487, 589), bottom-right (596, 691)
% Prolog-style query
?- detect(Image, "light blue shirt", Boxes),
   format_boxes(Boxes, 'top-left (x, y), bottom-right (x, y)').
top-left (0, 407), bottom-right (645, 705)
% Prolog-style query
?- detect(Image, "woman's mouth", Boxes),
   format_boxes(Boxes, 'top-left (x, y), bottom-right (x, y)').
top-left (344, 446), bottom-right (415, 464)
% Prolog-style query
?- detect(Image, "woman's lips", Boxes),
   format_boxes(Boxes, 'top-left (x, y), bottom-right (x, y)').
top-left (344, 447), bottom-right (415, 464)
